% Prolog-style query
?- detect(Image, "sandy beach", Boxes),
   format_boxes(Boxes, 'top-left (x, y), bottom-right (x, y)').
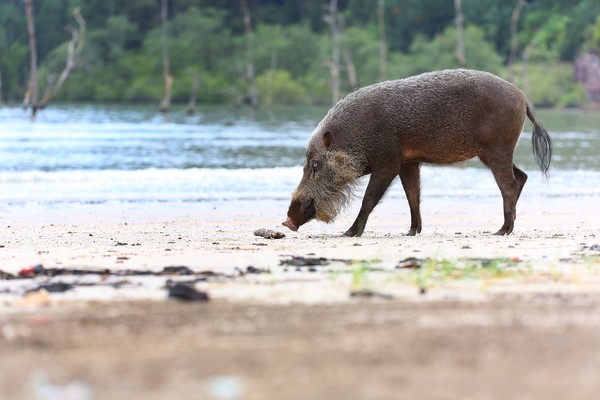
top-left (1, 194), bottom-right (600, 399)
top-left (2, 194), bottom-right (598, 284)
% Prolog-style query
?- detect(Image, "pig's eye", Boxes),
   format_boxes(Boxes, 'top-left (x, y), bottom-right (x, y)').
top-left (311, 161), bottom-right (320, 171)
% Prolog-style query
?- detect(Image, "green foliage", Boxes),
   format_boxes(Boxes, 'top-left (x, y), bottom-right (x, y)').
top-left (254, 23), bottom-right (321, 79)
top-left (298, 74), bottom-right (330, 105)
top-left (509, 62), bottom-right (587, 108)
top-left (383, 0), bottom-right (455, 53)
top-left (171, 71), bottom-right (234, 104)
top-left (87, 16), bottom-right (139, 64)
top-left (1, 0), bottom-right (598, 106)
top-left (523, 0), bottom-right (600, 61)
top-left (256, 70), bottom-right (309, 105)
top-left (0, 34), bottom-right (29, 98)
top-left (584, 15), bottom-right (600, 52)
top-left (341, 26), bottom-right (380, 85)
top-left (351, 260), bottom-right (371, 291)
top-left (405, 257), bottom-right (522, 293)
top-left (120, 54), bottom-right (161, 102)
top-left (389, 25), bottom-right (503, 78)
top-left (167, 7), bottom-right (235, 75)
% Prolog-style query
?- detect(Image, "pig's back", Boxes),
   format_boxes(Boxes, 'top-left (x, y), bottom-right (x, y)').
top-left (321, 69), bottom-right (527, 164)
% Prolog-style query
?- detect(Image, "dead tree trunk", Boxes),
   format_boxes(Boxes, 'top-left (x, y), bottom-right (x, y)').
top-left (378, 0), bottom-right (387, 80)
top-left (265, 50), bottom-right (278, 107)
top-left (39, 74), bottom-right (56, 108)
top-left (508, 0), bottom-right (527, 82)
top-left (336, 15), bottom-right (357, 91)
top-left (38, 8), bottom-right (85, 110)
top-left (24, 0), bottom-right (38, 117)
top-left (453, 0), bottom-right (466, 67)
top-left (522, 37), bottom-right (539, 109)
top-left (23, 5), bottom-right (85, 118)
top-left (159, 0), bottom-right (173, 114)
top-left (240, 0), bottom-right (258, 108)
top-left (343, 47), bottom-right (358, 91)
top-left (324, 0), bottom-right (341, 105)
top-left (186, 71), bottom-right (200, 115)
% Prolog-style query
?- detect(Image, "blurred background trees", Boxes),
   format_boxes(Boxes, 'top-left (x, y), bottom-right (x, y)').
top-left (1, 0), bottom-right (599, 108)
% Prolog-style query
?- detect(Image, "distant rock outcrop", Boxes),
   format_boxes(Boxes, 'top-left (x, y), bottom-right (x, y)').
top-left (575, 52), bottom-right (600, 102)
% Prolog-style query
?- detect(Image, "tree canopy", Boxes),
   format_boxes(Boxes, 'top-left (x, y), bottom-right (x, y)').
top-left (1, 0), bottom-right (599, 107)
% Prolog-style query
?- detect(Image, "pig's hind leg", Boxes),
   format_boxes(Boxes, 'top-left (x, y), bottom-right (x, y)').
top-left (399, 162), bottom-right (422, 236)
top-left (512, 165), bottom-right (528, 202)
top-left (480, 154), bottom-right (526, 235)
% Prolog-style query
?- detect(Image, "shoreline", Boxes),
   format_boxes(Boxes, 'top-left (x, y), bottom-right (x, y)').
top-left (1, 194), bottom-right (599, 305)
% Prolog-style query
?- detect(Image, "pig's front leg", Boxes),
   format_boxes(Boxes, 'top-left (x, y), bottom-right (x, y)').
top-left (343, 168), bottom-right (398, 237)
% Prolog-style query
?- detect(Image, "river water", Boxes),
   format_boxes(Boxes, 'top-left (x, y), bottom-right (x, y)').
top-left (0, 104), bottom-right (599, 207)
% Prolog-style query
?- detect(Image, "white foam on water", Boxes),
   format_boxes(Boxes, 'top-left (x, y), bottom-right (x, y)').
top-left (0, 166), bottom-right (598, 206)
top-left (1, 105), bottom-right (600, 209)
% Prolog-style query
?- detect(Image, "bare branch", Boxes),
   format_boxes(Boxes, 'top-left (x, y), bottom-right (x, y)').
top-left (52, 27), bottom-right (80, 94)
top-left (39, 74), bottom-right (56, 107)
top-left (37, 7), bottom-right (86, 111)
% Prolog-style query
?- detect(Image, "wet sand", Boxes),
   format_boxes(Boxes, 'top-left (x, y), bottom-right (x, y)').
top-left (1, 194), bottom-right (600, 399)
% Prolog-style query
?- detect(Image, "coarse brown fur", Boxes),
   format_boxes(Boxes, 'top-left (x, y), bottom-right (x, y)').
top-left (282, 69), bottom-right (552, 236)
top-left (291, 150), bottom-right (363, 223)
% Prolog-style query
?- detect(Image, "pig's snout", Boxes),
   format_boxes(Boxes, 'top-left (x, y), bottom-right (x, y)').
top-left (282, 217), bottom-right (298, 231)
top-left (282, 198), bottom-right (316, 232)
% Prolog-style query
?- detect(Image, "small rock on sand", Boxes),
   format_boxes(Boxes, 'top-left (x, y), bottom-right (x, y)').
top-left (253, 229), bottom-right (286, 239)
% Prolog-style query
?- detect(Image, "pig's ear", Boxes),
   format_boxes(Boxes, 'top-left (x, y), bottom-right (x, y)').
top-left (323, 131), bottom-right (334, 149)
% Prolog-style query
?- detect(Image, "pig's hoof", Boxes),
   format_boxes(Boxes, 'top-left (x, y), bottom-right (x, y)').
top-left (406, 224), bottom-right (422, 236)
top-left (406, 228), bottom-right (420, 236)
top-left (344, 228), bottom-right (365, 237)
top-left (493, 226), bottom-right (513, 236)
top-left (344, 223), bottom-right (364, 237)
